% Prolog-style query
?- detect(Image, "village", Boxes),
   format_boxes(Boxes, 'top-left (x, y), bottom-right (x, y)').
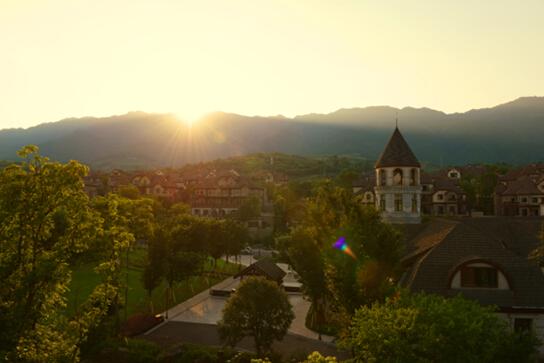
top-left (74, 126), bottom-right (544, 360)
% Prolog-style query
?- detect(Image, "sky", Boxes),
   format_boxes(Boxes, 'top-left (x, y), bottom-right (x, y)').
top-left (1, 0), bottom-right (543, 129)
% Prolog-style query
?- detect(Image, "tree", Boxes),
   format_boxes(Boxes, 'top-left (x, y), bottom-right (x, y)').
top-left (302, 352), bottom-right (338, 363)
top-left (282, 181), bottom-right (403, 332)
top-left (222, 219), bottom-right (249, 263)
top-left (237, 195), bottom-right (262, 222)
top-left (218, 276), bottom-right (294, 356)
top-left (336, 168), bottom-right (359, 189)
top-left (277, 228), bottom-right (328, 339)
top-left (0, 146), bottom-right (129, 362)
top-left (341, 292), bottom-right (539, 363)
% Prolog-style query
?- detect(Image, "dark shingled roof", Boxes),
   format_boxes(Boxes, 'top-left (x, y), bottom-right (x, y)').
top-left (235, 258), bottom-right (286, 282)
top-left (499, 176), bottom-right (544, 196)
top-left (400, 217), bottom-right (544, 310)
top-left (375, 127), bottom-right (421, 168)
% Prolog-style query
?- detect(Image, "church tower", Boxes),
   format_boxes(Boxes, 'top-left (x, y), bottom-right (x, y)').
top-left (374, 127), bottom-right (422, 224)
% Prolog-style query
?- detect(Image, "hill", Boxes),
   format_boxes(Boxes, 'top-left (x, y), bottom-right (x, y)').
top-left (1, 97), bottom-right (543, 169)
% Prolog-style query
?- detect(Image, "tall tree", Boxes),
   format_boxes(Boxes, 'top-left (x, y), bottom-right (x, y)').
top-left (0, 146), bottom-right (129, 362)
top-left (282, 182), bottom-right (403, 331)
top-left (222, 219), bottom-right (249, 263)
top-left (218, 276), bottom-right (294, 356)
top-left (237, 195), bottom-right (262, 222)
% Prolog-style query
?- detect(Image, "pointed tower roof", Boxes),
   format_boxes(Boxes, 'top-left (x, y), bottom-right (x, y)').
top-left (375, 127), bottom-right (421, 168)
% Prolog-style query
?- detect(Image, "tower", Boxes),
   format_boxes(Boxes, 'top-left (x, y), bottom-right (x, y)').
top-left (374, 126), bottom-right (422, 224)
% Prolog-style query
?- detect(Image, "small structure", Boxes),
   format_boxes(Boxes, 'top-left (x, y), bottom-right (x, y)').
top-left (374, 126), bottom-right (422, 224)
top-left (235, 258), bottom-right (286, 285)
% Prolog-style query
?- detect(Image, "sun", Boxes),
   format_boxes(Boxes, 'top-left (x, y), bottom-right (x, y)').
top-left (175, 111), bottom-right (206, 128)
top-left (175, 113), bottom-right (196, 128)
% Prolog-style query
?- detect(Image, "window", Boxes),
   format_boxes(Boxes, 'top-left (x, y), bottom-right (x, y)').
top-left (394, 194), bottom-right (403, 212)
top-left (437, 193), bottom-right (444, 201)
top-left (532, 197), bottom-right (538, 204)
top-left (379, 169), bottom-right (386, 186)
top-left (521, 208), bottom-right (528, 216)
top-left (437, 205), bottom-right (445, 215)
top-left (393, 169), bottom-right (403, 186)
top-left (514, 318), bottom-right (533, 332)
top-left (521, 197), bottom-right (528, 203)
top-left (460, 266), bottom-right (498, 288)
top-left (380, 195), bottom-right (386, 211)
top-left (194, 209), bottom-right (200, 215)
top-left (448, 206), bottom-right (456, 215)
top-left (410, 169), bottom-right (417, 186)
top-left (411, 195), bottom-right (418, 212)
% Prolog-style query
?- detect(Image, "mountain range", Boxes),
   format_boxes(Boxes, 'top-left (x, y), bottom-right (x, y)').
top-left (1, 97), bottom-right (543, 170)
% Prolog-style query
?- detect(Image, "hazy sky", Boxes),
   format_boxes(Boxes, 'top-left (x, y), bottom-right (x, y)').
top-left (1, 0), bottom-right (543, 129)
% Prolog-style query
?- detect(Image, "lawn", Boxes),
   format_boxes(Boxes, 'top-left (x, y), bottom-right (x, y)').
top-left (66, 248), bottom-right (241, 318)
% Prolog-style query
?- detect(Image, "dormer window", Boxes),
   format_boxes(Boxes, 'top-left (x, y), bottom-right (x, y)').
top-left (461, 266), bottom-right (498, 288)
top-left (450, 261), bottom-right (510, 290)
top-left (448, 171), bottom-right (460, 179)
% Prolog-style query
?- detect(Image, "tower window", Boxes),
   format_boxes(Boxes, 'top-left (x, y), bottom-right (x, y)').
top-left (410, 169), bottom-right (417, 186)
top-left (394, 194), bottom-right (403, 212)
top-left (393, 169), bottom-right (403, 186)
top-left (379, 169), bottom-right (386, 186)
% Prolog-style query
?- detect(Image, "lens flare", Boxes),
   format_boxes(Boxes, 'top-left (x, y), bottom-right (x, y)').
top-left (332, 237), bottom-right (356, 259)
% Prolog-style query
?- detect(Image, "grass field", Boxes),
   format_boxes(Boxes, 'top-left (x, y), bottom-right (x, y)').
top-left (66, 249), bottom-right (241, 318)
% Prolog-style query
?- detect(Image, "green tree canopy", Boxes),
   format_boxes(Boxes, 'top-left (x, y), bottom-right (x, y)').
top-left (281, 182), bottom-right (404, 334)
top-left (218, 276), bottom-right (294, 356)
top-left (0, 146), bottom-right (132, 362)
top-left (237, 195), bottom-right (262, 221)
top-left (341, 292), bottom-right (539, 363)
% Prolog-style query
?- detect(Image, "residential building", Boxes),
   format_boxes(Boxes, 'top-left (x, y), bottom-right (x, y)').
top-left (400, 217), bottom-right (544, 351)
top-left (420, 172), bottom-right (468, 216)
top-left (495, 164), bottom-right (544, 217)
top-left (189, 169), bottom-right (274, 236)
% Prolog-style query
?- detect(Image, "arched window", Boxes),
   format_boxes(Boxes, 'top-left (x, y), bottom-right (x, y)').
top-left (449, 260), bottom-right (510, 290)
top-left (393, 169), bottom-right (403, 186)
top-left (410, 168), bottom-right (418, 186)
